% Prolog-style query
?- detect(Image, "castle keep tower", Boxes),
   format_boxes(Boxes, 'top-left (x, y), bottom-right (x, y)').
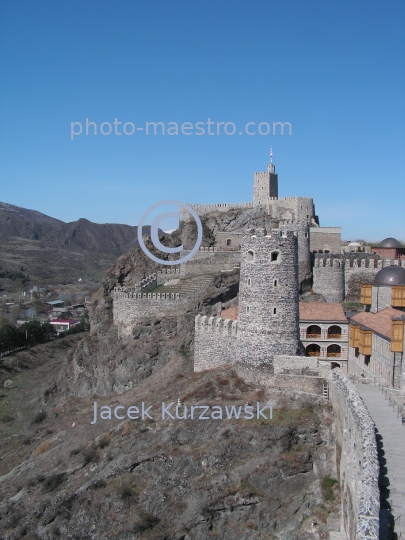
top-left (237, 227), bottom-right (300, 365)
top-left (253, 162), bottom-right (278, 206)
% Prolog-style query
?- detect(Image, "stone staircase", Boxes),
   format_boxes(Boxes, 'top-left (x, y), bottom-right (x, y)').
top-left (157, 274), bottom-right (216, 297)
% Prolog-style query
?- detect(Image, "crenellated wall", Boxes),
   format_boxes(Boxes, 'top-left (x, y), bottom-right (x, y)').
top-left (313, 257), bottom-right (345, 302)
top-left (194, 315), bottom-right (237, 372)
top-left (329, 370), bottom-right (379, 540)
top-left (113, 289), bottom-right (197, 327)
top-left (157, 268), bottom-right (181, 284)
top-left (180, 202), bottom-right (254, 222)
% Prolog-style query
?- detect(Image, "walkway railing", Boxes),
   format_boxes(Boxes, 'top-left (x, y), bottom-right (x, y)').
top-left (374, 380), bottom-right (405, 424)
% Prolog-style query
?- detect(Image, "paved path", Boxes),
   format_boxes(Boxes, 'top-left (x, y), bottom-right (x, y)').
top-left (355, 382), bottom-right (405, 538)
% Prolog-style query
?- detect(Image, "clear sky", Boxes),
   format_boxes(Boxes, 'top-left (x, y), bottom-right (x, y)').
top-left (1, 0), bottom-right (404, 241)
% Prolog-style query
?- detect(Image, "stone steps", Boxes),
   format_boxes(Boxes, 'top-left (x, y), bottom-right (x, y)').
top-left (159, 274), bottom-right (215, 296)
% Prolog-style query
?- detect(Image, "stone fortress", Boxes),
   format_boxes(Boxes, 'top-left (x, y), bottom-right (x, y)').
top-left (112, 156), bottom-right (405, 539)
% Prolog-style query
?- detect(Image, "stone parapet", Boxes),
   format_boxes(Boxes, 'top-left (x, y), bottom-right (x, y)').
top-left (194, 315), bottom-right (237, 372)
top-left (329, 370), bottom-right (379, 540)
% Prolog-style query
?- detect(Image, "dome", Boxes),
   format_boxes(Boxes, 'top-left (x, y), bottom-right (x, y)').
top-left (379, 237), bottom-right (402, 248)
top-left (374, 265), bottom-right (405, 286)
top-left (348, 242), bottom-right (361, 247)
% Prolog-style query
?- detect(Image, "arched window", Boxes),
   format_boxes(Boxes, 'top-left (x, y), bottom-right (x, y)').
top-left (306, 325), bottom-right (321, 338)
top-left (306, 344), bottom-right (320, 357)
top-left (246, 306), bottom-right (250, 314)
top-left (247, 250), bottom-right (255, 262)
top-left (327, 344), bottom-right (341, 357)
top-left (331, 362), bottom-right (340, 369)
top-left (247, 278), bottom-right (252, 286)
top-left (274, 279), bottom-right (278, 287)
top-left (271, 251), bottom-right (279, 262)
top-left (327, 325), bottom-right (341, 338)
top-left (226, 239), bottom-right (232, 246)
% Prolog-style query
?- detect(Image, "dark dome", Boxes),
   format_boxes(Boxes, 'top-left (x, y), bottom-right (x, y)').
top-left (379, 237), bottom-right (402, 248)
top-left (374, 265), bottom-right (405, 286)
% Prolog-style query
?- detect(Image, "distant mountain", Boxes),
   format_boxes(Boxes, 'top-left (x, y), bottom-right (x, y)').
top-left (0, 202), bottom-right (153, 286)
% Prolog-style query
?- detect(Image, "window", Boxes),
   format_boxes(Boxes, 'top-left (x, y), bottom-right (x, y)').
top-left (327, 325), bottom-right (341, 339)
top-left (271, 251), bottom-right (279, 262)
top-left (246, 306), bottom-right (250, 314)
top-left (226, 239), bottom-right (231, 246)
top-left (273, 307), bottom-right (277, 315)
top-left (305, 232), bottom-right (308, 238)
top-left (306, 325), bottom-right (321, 338)
top-left (247, 278), bottom-right (252, 286)
top-left (247, 250), bottom-right (254, 262)
top-left (327, 344), bottom-right (341, 357)
top-left (274, 279), bottom-right (278, 287)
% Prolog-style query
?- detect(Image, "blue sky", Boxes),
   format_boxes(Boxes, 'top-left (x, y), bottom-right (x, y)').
top-left (1, 0), bottom-right (404, 241)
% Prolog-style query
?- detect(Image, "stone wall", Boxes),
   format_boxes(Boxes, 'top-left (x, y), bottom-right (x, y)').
top-left (370, 285), bottom-right (392, 313)
top-left (310, 227), bottom-right (341, 254)
top-left (329, 370), bottom-right (379, 540)
top-left (180, 202), bottom-right (253, 222)
top-left (313, 257), bottom-right (345, 302)
top-left (194, 315), bottom-right (237, 372)
top-left (180, 249), bottom-right (241, 277)
top-left (157, 268), bottom-right (181, 285)
top-left (273, 355), bottom-right (320, 374)
top-left (234, 362), bottom-right (326, 395)
top-left (113, 290), bottom-right (197, 327)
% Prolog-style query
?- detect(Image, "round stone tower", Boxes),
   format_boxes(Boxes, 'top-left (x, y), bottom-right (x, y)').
top-left (237, 226), bottom-right (300, 365)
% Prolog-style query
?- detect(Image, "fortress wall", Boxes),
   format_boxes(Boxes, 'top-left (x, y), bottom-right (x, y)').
top-left (344, 258), bottom-right (381, 302)
top-left (180, 249), bottom-right (241, 277)
top-left (234, 362), bottom-right (326, 395)
top-left (310, 227), bottom-right (341, 254)
top-left (273, 355), bottom-right (320, 374)
top-left (180, 202), bottom-right (253, 222)
top-left (194, 315), bottom-right (237, 372)
top-left (157, 268), bottom-right (181, 285)
top-left (265, 197), bottom-right (314, 223)
top-left (329, 370), bottom-right (379, 540)
top-left (113, 291), bottom-right (196, 325)
top-left (313, 258), bottom-right (345, 302)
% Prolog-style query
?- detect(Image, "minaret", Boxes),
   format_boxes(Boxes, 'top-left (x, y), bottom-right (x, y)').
top-left (253, 149), bottom-right (278, 207)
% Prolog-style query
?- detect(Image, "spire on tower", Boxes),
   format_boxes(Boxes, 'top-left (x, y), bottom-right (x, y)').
top-left (270, 147), bottom-right (273, 163)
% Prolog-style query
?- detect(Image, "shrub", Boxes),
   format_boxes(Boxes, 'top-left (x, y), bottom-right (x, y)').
top-left (33, 441), bottom-right (50, 457)
top-left (32, 411), bottom-right (47, 424)
top-left (93, 479), bottom-right (107, 489)
top-left (82, 443), bottom-right (98, 465)
top-left (133, 511), bottom-right (160, 533)
top-left (42, 473), bottom-right (66, 492)
top-left (322, 476), bottom-right (337, 500)
top-left (118, 485), bottom-right (135, 506)
top-left (2, 414), bottom-right (15, 424)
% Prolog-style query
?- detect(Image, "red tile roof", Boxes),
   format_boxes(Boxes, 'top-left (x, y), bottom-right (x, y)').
top-left (351, 307), bottom-right (404, 340)
top-left (299, 303), bottom-right (347, 322)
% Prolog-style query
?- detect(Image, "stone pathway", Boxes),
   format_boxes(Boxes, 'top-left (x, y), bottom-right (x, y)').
top-left (355, 382), bottom-right (405, 538)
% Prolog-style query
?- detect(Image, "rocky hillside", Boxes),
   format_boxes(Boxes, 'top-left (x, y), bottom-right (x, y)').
top-left (0, 339), bottom-right (339, 540)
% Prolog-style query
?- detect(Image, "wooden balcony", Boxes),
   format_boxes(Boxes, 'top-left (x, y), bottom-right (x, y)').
top-left (306, 333), bottom-right (321, 339)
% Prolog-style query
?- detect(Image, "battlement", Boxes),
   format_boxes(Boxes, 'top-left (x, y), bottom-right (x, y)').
top-left (114, 291), bottom-right (181, 300)
top-left (282, 196), bottom-right (313, 201)
top-left (195, 314), bottom-right (238, 336)
top-left (314, 258), bottom-right (344, 268)
top-left (245, 227), bottom-right (297, 241)
top-left (113, 273), bottom-right (157, 293)
top-left (157, 268), bottom-right (180, 275)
